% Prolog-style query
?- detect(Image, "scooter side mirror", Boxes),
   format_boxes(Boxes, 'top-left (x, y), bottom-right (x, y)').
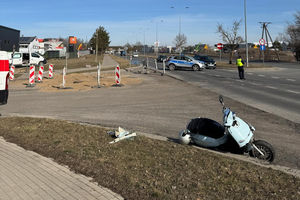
top-left (219, 95), bottom-right (224, 104)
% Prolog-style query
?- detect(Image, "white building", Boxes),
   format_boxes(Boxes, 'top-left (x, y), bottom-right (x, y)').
top-left (19, 37), bottom-right (41, 54)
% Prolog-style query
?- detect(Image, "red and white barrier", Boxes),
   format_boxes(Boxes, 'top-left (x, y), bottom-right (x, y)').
top-left (29, 65), bottom-right (35, 85)
top-left (9, 65), bottom-right (15, 80)
top-left (0, 51), bottom-right (9, 105)
top-left (38, 65), bottom-right (44, 82)
top-left (115, 65), bottom-right (120, 85)
top-left (49, 64), bottom-right (53, 79)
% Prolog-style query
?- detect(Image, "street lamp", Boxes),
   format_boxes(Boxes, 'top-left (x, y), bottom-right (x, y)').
top-left (155, 20), bottom-right (163, 56)
top-left (244, 0), bottom-right (249, 67)
top-left (170, 6), bottom-right (189, 36)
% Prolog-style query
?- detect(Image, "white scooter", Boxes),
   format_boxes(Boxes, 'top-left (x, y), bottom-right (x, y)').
top-left (179, 96), bottom-right (275, 162)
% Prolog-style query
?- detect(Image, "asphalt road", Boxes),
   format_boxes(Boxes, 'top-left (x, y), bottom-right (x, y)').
top-left (133, 56), bottom-right (300, 123)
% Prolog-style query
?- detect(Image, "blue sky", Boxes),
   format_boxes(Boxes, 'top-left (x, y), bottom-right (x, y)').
top-left (1, 0), bottom-right (299, 46)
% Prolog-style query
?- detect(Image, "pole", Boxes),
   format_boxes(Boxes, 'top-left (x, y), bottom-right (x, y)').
top-left (97, 61), bottom-right (101, 88)
top-left (219, 50), bottom-right (221, 62)
top-left (146, 57), bottom-right (149, 68)
top-left (155, 59), bottom-right (158, 71)
top-left (95, 30), bottom-right (98, 62)
top-left (143, 30), bottom-right (146, 57)
top-left (62, 66), bottom-right (66, 88)
top-left (163, 60), bottom-right (165, 75)
top-left (65, 52), bottom-right (68, 74)
top-left (244, 0), bottom-right (249, 67)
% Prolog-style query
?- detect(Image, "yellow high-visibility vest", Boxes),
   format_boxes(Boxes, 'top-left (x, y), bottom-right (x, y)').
top-left (237, 58), bottom-right (243, 67)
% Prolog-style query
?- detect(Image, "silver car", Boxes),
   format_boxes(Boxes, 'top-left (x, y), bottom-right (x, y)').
top-left (166, 55), bottom-right (205, 71)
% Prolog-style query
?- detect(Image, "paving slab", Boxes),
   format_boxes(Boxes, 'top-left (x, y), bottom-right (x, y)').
top-left (0, 137), bottom-right (123, 200)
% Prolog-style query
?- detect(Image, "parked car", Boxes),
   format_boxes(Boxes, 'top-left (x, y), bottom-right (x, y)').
top-left (193, 55), bottom-right (216, 69)
top-left (156, 55), bottom-right (167, 62)
top-left (133, 52), bottom-right (139, 57)
top-left (10, 52), bottom-right (47, 67)
top-left (166, 55), bottom-right (205, 71)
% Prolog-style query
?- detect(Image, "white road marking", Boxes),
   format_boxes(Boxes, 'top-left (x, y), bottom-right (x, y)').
top-left (215, 74), bottom-right (221, 77)
top-left (287, 90), bottom-right (300, 94)
top-left (247, 73), bottom-right (253, 75)
top-left (258, 74), bottom-right (265, 77)
top-left (265, 86), bottom-right (277, 90)
top-left (248, 82), bottom-right (260, 86)
top-left (286, 79), bottom-right (296, 82)
top-left (271, 76), bottom-right (280, 79)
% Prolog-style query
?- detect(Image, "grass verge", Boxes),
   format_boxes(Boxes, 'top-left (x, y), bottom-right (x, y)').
top-left (46, 54), bottom-right (104, 71)
top-left (0, 117), bottom-right (299, 200)
top-left (110, 55), bottom-right (131, 69)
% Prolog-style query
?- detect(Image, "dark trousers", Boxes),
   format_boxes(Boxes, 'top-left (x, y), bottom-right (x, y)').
top-left (238, 66), bottom-right (245, 79)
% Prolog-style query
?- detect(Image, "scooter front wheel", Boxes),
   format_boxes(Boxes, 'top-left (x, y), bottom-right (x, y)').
top-left (249, 140), bottom-right (275, 163)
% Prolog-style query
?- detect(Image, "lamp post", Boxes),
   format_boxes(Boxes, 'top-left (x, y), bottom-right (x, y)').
top-left (170, 6), bottom-right (189, 54)
top-left (244, 0), bottom-right (249, 67)
top-left (155, 20), bottom-right (163, 56)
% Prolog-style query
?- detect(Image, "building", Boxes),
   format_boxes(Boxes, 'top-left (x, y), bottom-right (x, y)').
top-left (19, 36), bottom-right (40, 53)
top-left (0, 25), bottom-right (20, 52)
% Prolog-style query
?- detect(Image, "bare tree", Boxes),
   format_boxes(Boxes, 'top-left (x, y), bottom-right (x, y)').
top-left (217, 20), bottom-right (243, 64)
top-left (173, 33), bottom-right (187, 53)
top-left (286, 11), bottom-right (300, 61)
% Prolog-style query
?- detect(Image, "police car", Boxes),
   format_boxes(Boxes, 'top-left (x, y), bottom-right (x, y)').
top-left (166, 55), bottom-right (205, 71)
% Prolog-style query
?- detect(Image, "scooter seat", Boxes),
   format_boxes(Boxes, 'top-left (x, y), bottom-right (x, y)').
top-left (187, 118), bottom-right (225, 139)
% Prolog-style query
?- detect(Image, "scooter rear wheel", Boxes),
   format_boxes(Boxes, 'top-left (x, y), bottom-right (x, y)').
top-left (249, 140), bottom-right (275, 163)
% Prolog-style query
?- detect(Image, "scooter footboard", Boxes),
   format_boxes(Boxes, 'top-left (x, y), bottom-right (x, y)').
top-left (187, 118), bottom-right (225, 139)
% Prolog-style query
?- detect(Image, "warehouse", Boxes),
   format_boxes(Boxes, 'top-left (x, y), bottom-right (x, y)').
top-left (0, 25), bottom-right (20, 52)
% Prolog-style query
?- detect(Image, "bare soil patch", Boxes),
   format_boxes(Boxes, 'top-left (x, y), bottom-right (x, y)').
top-left (9, 71), bottom-right (142, 92)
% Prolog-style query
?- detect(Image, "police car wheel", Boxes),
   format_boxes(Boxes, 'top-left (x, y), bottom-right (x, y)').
top-left (192, 64), bottom-right (200, 71)
top-left (169, 64), bottom-right (175, 71)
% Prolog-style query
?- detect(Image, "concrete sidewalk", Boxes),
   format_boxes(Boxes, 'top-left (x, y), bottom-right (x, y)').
top-left (0, 137), bottom-right (123, 200)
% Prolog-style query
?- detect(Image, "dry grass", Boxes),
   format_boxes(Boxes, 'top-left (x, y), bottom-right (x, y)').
top-left (46, 54), bottom-right (104, 71)
top-left (0, 117), bottom-right (299, 200)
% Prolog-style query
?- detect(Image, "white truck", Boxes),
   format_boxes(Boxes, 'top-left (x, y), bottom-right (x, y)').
top-left (10, 52), bottom-right (47, 67)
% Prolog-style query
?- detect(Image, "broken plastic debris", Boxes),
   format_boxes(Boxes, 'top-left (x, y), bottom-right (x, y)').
top-left (108, 127), bottom-right (137, 144)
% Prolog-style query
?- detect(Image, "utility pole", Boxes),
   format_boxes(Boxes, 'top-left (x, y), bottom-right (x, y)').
top-left (244, 0), bottom-right (249, 67)
top-left (259, 22), bottom-right (280, 61)
top-left (95, 28), bottom-right (98, 62)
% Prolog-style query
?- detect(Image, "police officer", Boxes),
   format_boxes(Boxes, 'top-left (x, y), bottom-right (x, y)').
top-left (236, 56), bottom-right (245, 80)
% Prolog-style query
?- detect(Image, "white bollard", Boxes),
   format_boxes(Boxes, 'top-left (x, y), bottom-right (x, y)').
top-left (97, 62), bottom-right (101, 88)
top-left (62, 66), bottom-right (66, 88)
top-left (163, 60), bottom-right (166, 75)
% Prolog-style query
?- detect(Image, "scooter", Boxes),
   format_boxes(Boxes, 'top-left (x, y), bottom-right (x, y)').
top-left (178, 95), bottom-right (275, 163)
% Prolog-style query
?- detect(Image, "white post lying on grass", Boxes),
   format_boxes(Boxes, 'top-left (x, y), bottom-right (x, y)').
top-left (97, 62), bottom-right (101, 87)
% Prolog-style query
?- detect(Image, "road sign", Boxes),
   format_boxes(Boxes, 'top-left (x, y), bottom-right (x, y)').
top-left (260, 45), bottom-right (266, 51)
top-left (217, 43), bottom-right (223, 50)
top-left (259, 38), bottom-right (265, 46)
